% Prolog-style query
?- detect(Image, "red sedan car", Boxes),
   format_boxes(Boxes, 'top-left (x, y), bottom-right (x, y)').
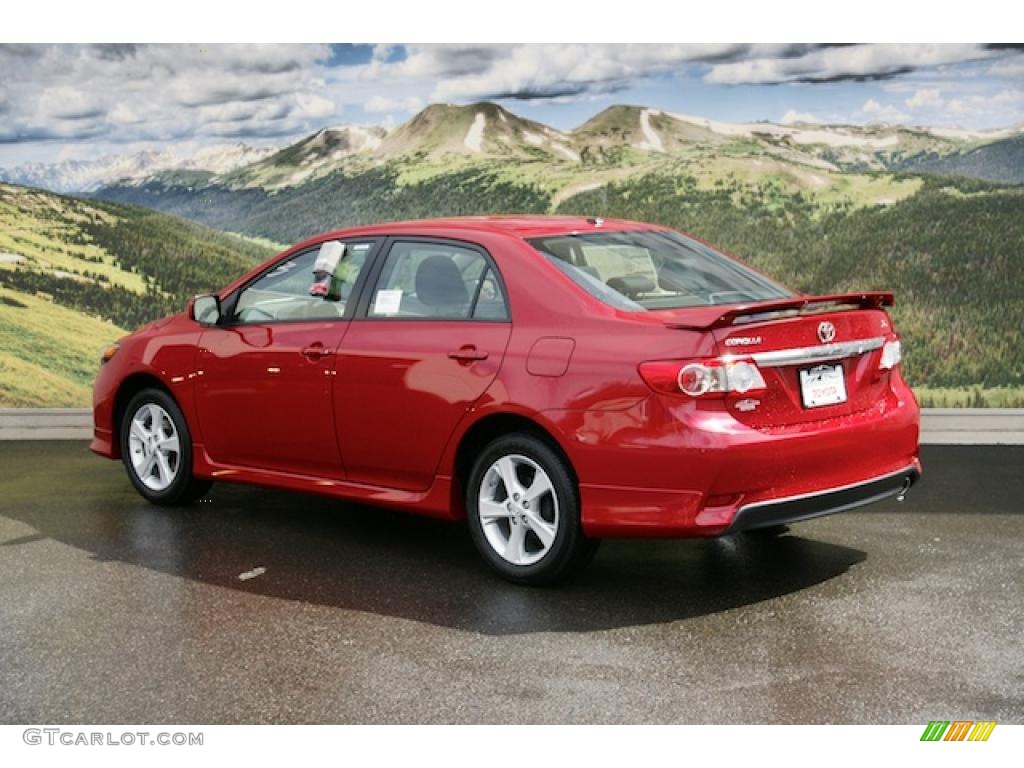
top-left (92, 216), bottom-right (921, 584)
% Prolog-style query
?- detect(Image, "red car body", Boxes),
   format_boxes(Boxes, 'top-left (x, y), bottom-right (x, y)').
top-left (92, 216), bottom-right (920, 540)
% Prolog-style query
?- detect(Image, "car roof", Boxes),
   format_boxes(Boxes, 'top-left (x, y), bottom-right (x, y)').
top-left (311, 215), bottom-right (660, 243)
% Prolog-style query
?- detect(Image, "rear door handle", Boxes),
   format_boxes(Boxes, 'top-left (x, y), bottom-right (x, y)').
top-left (301, 343), bottom-right (333, 360)
top-left (448, 346), bottom-right (489, 362)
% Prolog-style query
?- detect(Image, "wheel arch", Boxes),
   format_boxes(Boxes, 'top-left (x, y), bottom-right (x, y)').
top-left (112, 373), bottom-right (175, 456)
top-left (449, 410), bottom-right (578, 519)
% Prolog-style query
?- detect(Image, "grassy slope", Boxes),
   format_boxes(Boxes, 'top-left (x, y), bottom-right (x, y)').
top-left (0, 183), bottom-right (273, 407)
top-left (0, 287), bottom-right (126, 406)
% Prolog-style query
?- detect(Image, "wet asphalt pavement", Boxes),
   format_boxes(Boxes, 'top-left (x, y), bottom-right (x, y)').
top-left (0, 442), bottom-right (1021, 724)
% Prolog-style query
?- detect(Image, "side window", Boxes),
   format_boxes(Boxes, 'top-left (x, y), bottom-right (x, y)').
top-left (368, 241), bottom-right (508, 320)
top-left (232, 240), bottom-right (374, 323)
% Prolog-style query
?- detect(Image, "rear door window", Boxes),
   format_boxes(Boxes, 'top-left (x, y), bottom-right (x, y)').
top-left (367, 240), bottom-right (509, 320)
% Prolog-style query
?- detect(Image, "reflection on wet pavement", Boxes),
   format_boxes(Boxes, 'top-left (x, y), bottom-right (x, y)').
top-left (1, 442), bottom-right (1021, 723)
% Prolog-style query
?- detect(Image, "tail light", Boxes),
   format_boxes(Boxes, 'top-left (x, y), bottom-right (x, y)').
top-left (639, 357), bottom-right (767, 398)
top-left (879, 339), bottom-right (902, 370)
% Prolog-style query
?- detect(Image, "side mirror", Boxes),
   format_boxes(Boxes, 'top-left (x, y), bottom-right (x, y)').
top-left (191, 294), bottom-right (221, 325)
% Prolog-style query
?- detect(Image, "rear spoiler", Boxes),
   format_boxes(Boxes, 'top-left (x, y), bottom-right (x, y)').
top-left (662, 292), bottom-right (895, 331)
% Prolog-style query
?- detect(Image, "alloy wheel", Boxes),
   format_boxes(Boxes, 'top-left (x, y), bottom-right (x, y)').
top-left (127, 402), bottom-right (181, 492)
top-left (477, 453), bottom-right (560, 566)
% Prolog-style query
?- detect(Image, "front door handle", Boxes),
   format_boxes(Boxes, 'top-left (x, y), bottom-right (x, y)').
top-left (301, 343), bottom-right (333, 361)
top-left (448, 346), bottom-right (489, 362)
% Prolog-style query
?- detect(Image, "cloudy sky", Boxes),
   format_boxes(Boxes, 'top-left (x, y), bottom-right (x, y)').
top-left (2, 43), bottom-right (1023, 166)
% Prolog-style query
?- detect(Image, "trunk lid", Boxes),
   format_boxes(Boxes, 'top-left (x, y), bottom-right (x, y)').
top-left (657, 293), bottom-right (895, 428)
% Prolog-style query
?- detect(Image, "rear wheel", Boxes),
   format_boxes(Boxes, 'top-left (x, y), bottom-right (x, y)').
top-left (120, 388), bottom-right (212, 505)
top-left (466, 433), bottom-right (599, 585)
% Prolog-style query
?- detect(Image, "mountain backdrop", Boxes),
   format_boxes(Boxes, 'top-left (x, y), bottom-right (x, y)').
top-left (1, 102), bottom-right (1022, 407)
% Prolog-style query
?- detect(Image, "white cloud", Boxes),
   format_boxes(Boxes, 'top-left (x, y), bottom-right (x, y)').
top-left (780, 109), bottom-right (821, 125)
top-left (861, 98), bottom-right (911, 123)
top-left (36, 86), bottom-right (105, 120)
top-left (947, 99), bottom-right (968, 115)
top-left (940, 90), bottom-right (1023, 121)
top-left (292, 93), bottom-right (337, 119)
top-left (0, 43), bottom-right (337, 145)
top-left (905, 88), bottom-right (944, 109)
top-left (354, 44), bottom-right (803, 102)
top-left (706, 44), bottom-right (993, 85)
top-left (989, 57), bottom-right (1024, 79)
top-left (365, 95), bottom-right (424, 113)
top-left (1, 43), bottom-right (1022, 163)
top-left (108, 103), bottom-right (143, 125)
top-left (992, 89), bottom-right (1024, 105)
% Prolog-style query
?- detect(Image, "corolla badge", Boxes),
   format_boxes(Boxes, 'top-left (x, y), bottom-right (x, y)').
top-left (817, 321), bottom-right (837, 344)
top-left (725, 336), bottom-right (762, 347)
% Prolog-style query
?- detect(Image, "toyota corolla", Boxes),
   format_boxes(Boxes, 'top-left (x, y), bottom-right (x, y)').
top-left (92, 216), bottom-right (921, 584)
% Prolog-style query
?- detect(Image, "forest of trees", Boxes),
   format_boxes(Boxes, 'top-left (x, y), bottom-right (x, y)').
top-left (98, 164), bottom-right (552, 244)
top-left (21, 165), bottom-right (1024, 391)
top-left (0, 196), bottom-right (273, 328)
top-left (557, 175), bottom-right (1024, 389)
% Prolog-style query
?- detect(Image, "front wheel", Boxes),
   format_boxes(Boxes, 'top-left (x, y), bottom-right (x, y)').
top-left (120, 388), bottom-right (212, 505)
top-left (466, 433), bottom-right (599, 585)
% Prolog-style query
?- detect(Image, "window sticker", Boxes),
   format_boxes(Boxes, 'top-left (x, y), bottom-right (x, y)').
top-left (373, 289), bottom-right (403, 315)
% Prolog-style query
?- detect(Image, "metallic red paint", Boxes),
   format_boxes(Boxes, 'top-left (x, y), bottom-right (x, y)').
top-left (92, 216), bottom-right (921, 536)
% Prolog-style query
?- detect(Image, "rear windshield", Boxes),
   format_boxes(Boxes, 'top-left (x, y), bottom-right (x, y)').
top-left (528, 230), bottom-right (794, 311)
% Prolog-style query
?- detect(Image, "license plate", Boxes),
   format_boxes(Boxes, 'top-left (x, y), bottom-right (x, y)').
top-left (799, 363), bottom-right (847, 409)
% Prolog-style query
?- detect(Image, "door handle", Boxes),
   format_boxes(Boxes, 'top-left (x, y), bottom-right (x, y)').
top-left (301, 343), bottom-right (333, 360)
top-left (448, 346), bottom-right (489, 362)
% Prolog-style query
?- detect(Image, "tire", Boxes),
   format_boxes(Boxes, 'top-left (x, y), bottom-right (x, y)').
top-left (120, 387), bottom-right (212, 506)
top-left (466, 433), bottom-right (599, 585)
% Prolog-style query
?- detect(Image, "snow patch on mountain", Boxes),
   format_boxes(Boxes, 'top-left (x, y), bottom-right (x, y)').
top-left (339, 125), bottom-right (384, 152)
top-left (464, 113), bottom-right (486, 153)
top-left (926, 126), bottom-right (1018, 141)
top-left (1, 142), bottom-right (276, 193)
top-left (636, 109), bottom-right (665, 152)
top-left (185, 143), bottom-right (276, 174)
top-left (551, 143), bottom-right (580, 162)
top-left (664, 111), bottom-right (901, 149)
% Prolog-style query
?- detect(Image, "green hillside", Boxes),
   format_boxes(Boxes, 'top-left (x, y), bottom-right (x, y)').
top-left (5, 102), bottom-right (1024, 406)
top-left (95, 166), bottom-right (1024, 399)
top-left (895, 135), bottom-right (1024, 185)
top-left (555, 175), bottom-right (1024, 394)
top-left (0, 183), bottom-right (273, 406)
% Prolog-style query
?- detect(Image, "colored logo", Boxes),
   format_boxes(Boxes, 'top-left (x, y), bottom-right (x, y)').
top-left (920, 721), bottom-right (997, 741)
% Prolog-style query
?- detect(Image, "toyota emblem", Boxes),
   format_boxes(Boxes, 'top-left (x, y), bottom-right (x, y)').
top-left (818, 321), bottom-right (837, 343)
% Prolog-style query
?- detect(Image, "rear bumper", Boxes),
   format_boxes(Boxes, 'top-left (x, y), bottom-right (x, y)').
top-left (574, 379), bottom-right (920, 538)
top-left (726, 464), bottom-right (920, 533)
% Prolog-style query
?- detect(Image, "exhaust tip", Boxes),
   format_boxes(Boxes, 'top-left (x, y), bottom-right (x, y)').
top-left (896, 476), bottom-right (913, 503)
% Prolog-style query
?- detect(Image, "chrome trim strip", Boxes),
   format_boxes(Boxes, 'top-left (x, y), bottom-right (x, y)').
top-left (736, 465), bottom-right (918, 516)
top-left (748, 336), bottom-right (885, 368)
